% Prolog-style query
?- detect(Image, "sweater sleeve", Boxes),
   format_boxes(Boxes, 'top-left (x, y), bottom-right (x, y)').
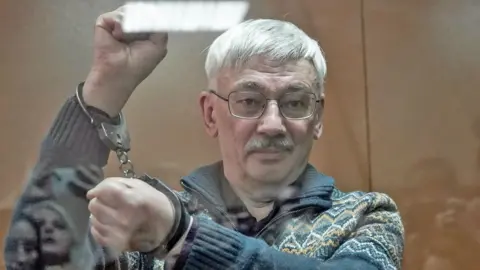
top-left (38, 96), bottom-right (111, 171)
top-left (3, 96), bottom-right (151, 270)
top-left (178, 208), bottom-right (403, 270)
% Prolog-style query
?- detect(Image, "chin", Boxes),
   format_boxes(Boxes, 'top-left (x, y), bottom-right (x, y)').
top-left (246, 158), bottom-right (292, 183)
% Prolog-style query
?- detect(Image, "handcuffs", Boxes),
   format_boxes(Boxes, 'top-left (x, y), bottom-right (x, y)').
top-left (76, 82), bottom-right (190, 257)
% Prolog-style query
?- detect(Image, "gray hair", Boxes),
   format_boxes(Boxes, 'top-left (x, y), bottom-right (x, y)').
top-left (205, 19), bottom-right (327, 92)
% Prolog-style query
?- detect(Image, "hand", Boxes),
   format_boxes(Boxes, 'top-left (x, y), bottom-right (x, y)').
top-left (83, 6), bottom-right (168, 116)
top-left (86, 177), bottom-right (174, 253)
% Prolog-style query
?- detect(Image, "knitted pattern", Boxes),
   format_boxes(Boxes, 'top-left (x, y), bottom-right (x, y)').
top-left (116, 188), bottom-right (404, 270)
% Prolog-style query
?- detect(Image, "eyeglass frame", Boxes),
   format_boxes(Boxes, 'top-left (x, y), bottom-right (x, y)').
top-left (209, 89), bottom-right (324, 120)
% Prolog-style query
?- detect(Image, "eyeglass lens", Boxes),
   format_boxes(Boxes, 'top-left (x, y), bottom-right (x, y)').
top-left (228, 91), bottom-right (317, 119)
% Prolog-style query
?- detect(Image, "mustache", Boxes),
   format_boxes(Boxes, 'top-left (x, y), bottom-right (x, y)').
top-left (245, 135), bottom-right (295, 153)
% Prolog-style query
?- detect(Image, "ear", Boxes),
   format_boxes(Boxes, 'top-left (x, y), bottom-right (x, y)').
top-left (313, 98), bottom-right (325, 140)
top-left (199, 91), bottom-right (218, 138)
top-left (313, 124), bottom-right (323, 140)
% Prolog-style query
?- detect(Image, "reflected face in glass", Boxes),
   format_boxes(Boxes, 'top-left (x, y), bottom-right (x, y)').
top-left (5, 219), bottom-right (39, 270)
top-left (207, 57), bottom-right (323, 188)
top-left (466, 198), bottom-right (480, 242)
top-left (423, 256), bottom-right (453, 270)
top-left (34, 207), bottom-right (73, 260)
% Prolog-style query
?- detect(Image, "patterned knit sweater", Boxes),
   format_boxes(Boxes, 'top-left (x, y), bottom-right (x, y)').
top-left (3, 96), bottom-right (404, 270)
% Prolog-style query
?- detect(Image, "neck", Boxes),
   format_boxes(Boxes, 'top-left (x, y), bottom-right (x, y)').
top-left (223, 185), bottom-right (274, 221)
top-left (232, 187), bottom-right (275, 220)
top-left (222, 170), bottom-right (305, 220)
top-left (220, 175), bottom-right (277, 220)
top-left (220, 162), bottom-right (308, 220)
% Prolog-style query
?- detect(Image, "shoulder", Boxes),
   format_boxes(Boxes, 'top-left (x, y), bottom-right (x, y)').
top-left (326, 188), bottom-right (404, 240)
top-left (331, 188), bottom-right (400, 214)
top-left (328, 188), bottom-right (405, 268)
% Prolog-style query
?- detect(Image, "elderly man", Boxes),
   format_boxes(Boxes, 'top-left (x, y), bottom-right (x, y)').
top-left (4, 6), bottom-right (404, 270)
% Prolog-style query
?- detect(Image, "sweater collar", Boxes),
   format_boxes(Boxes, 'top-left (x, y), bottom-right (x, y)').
top-left (180, 161), bottom-right (334, 211)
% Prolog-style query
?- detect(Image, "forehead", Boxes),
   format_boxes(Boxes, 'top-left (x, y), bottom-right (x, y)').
top-left (10, 220), bottom-right (35, 236)
top-left (216, 57), bottom-right (318, 94)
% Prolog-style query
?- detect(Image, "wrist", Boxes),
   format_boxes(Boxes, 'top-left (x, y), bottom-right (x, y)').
top-left (83, 70), bottom-right (135, 117)
top-left (165, 216), bottom-right (193, 259)
top-left (140, 175), bottom-right (192, 260)
top-left (168, 218), bottom-right (199, 270)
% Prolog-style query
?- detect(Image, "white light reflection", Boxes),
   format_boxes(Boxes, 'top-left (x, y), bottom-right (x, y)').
top-left (123, 1), bottom-right (250, 32)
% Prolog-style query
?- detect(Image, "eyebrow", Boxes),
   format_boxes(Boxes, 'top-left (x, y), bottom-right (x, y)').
top-left (284, 83), bottom-right (313, 92)
top-left (233, 81), bottom-right (314, 93)
top-left (232, 81), bottom-right (265, 92)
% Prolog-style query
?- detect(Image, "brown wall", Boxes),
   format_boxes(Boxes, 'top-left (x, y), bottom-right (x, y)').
top-left (1, 0), bottom-right (479, 269)
top-left (364, 1), bottom-right (480, 268)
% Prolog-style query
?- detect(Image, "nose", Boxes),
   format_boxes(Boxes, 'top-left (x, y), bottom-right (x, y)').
top-left (42, 224), bottom-right (54, 234)
top-left (257, 101), bottom-right (286, 136)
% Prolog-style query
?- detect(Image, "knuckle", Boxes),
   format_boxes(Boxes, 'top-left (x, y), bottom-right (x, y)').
top-left (91, 227), bottom-right (107, 246)
top-left (87, 199), bottom-right (96, 214)
top-left (102, 180), bottom-right (123, 196)
top-left (162, 33), bottom-right (168, 42)
top-left (116, 5), bottom-right (126, 13)
top-left (121, 188), bottom-right (138, 205)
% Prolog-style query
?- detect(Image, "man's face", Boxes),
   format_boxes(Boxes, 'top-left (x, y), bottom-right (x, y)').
top-left (201, 57), bottom-right (323, 188)
top-left (5, 219), bottom-right (38, 270)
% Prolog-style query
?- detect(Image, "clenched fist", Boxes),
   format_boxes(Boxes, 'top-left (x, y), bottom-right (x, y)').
top-left (86, 178), bottom-right (174, 253)
top-left (83, 6), bottom-right (169, 116)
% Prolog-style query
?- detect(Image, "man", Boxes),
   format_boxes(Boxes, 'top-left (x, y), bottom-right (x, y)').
top-left (4, 6), bottom-right (404, 270)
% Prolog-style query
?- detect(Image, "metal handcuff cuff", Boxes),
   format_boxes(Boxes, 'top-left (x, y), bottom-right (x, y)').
top-left (75, 82), bottom-right (190, 257)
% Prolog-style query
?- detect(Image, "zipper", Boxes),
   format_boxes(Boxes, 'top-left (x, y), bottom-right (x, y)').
top-left (181, 180), bottom-right (237, 229)
top-left (181, 179), bottom-right (324, 238)
top-left (254, 206), bottom-right (317, 238)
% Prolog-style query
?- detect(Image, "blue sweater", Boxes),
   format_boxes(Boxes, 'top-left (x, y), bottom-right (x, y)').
top-left (3, 96), bottom-right (404, 269)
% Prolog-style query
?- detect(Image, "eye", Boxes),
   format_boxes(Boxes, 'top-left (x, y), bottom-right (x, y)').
top-left (23, 241), bottom-right (37, 252)
top-left (238, 98), bottom-right (259, 106)
top-left (54, 219), bottom-right (67, 230)
top-left (286, 100), bottom-right (304, 108)
top-left (280, 93), bottom-right (314, 110)
top-left (236, 97), bottom-right (263, 108)
top-left (283, 99), bottom-right (307, 109)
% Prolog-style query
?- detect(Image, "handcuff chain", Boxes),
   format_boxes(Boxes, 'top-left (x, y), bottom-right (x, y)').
top-left (116, 146), bottom-right (136, 178)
